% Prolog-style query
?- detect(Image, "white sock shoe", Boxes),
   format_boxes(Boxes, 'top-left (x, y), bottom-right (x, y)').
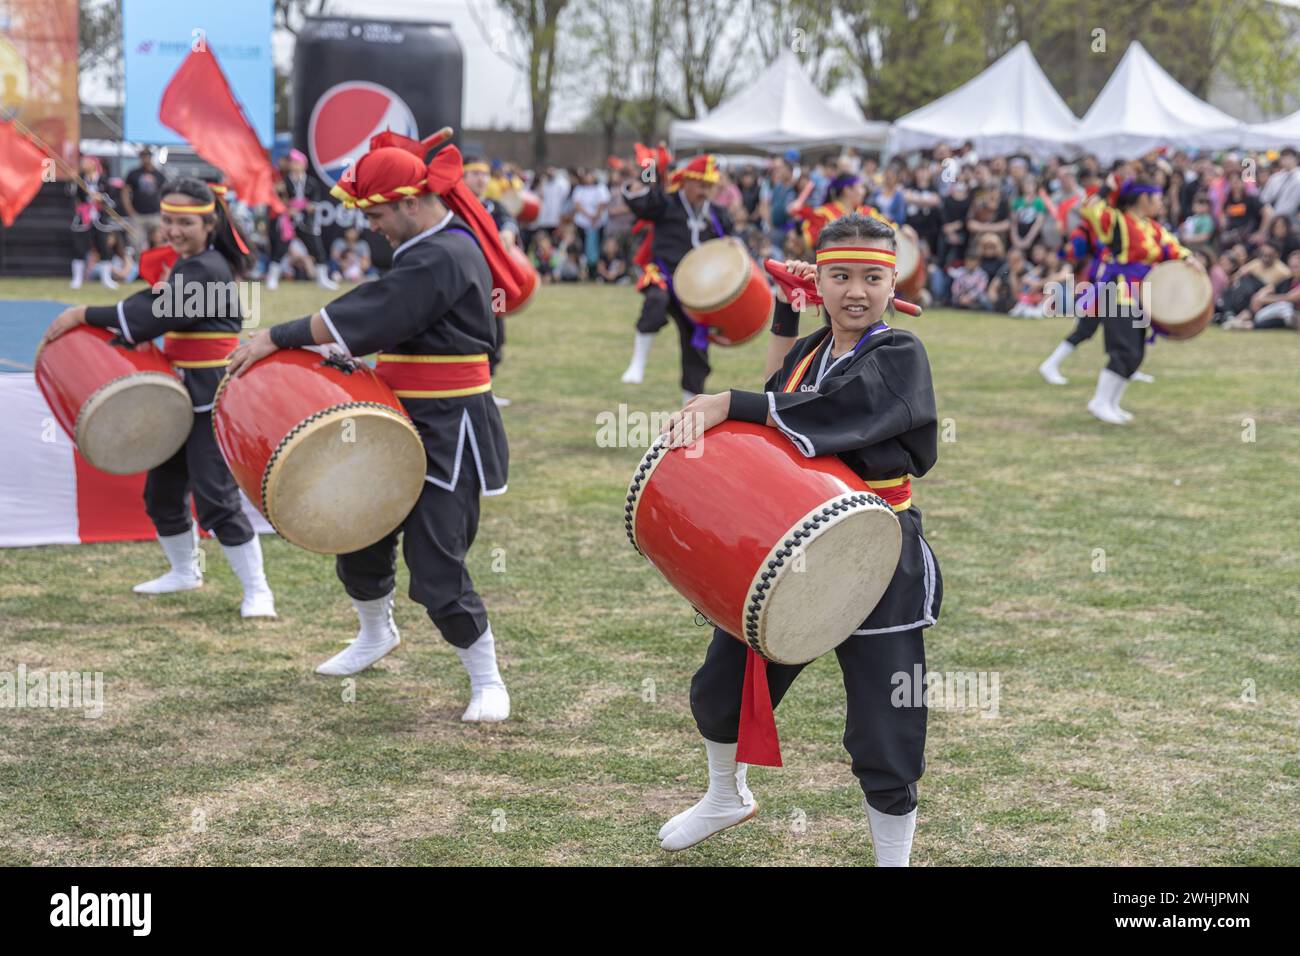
top-left (70, 259), bottom-right (86, 290)
top-left (659, 739), bottom-right (758, 851)
top-left (1112, 374), bottom-right (1133, 421)
top-left (99, 269), bottom-right (119, 289)
top-left (621, 332), bottom-right (655, 384)
top-left (1087, 369), bottom-right (1129, 425)
top-left (221, 536), bottom-right (276, 618)
top-left (682, 389), bottom-right (698, 407)
top-left (315, 263), bottom-right (339, 290)
top-left (315, 592), bottom-right (400, 675)
top-left (492, 394), bottom-right (512, 408)
top-left (866, 801), bottom-right (917, 867)
top-left (455, 625), bottom-right (510, 722)
top-left (265, 262), bottom-right (281, 291)
top-left (1038, 341), bottom-right (1073, 385)
top-left (133, 527), bottom-right (203, 594)
top-left (1131, 370), bottom-right (1154, 383)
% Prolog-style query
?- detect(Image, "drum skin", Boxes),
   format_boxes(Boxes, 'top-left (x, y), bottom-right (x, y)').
top-left (674, 238), bottom-right (773, 346)
top-left (503, 244), bottom-right (540, 315)
top-left (894, 230), bottom-right (926, 302)
top-left (34, 324), bottom-right (193, 474)
top-left (213, 349), bottom-right (427, 554)
top-left (1146, 259), bottom-right (1214, 340)
top-left (625, 421), bottom-right (902, 664)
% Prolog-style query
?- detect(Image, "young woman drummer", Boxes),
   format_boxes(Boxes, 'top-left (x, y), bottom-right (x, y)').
top-left (656, 213), bottom-right (942, 864)
top-left (40, 179), bottom-right (276, 618)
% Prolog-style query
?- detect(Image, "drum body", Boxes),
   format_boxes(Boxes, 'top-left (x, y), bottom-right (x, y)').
top-left (1146, 260), bottom-right (1213, 339)
top-left (625, 422), bottom-right (902, 665)
top-left (212, 349), bottom-right (427, 554)
top-left (34, 325), bottom-right (193, 474)
top-left (500, 189), bottom-right (541, 224)
top-left (674, 238), bottom-right (773, 346)
top-left (503, 244), bottom-right (540, 315)
top-left (894, 229), bottom-right (926, 302)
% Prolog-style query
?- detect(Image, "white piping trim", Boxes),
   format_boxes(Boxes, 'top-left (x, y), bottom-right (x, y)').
top-left (767, 391), bottom-right (815, 457)
top-left (393, 210), bottom-right (454, 262)
top-left (191, 402), bottom-right (214, 413)
top-left (622, 182), bottom-right (651, 199)
top-left (116, 301), bottom-right (134, 343)
top-left (852, 536), bottom-right (938, 634)
top-left (422, 407), bottom-right (507, 496)
top-left (317, 306), bottom-right (351, 357)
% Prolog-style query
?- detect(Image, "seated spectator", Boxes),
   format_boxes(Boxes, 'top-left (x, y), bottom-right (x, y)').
top-left (595, 236), bottom-right (628, 283)
top-left (558, 245), bottom-right (585, 282)
top-left (1264, 214), bottom-right (1299, 259)
top-left (329, 227), bottom-right (376, 283)
top-left (1220, 242), bottom-right (1289, 317)
top-left (1178, 194), bottom-right (1217, 251)
top-left (950, 233), bottom-right (1006, 311)
top-left (1010, 174), bottom-right (1047, 252)
top-left (1219, 173), bottom-right (1262, 248)
top-left (1225, 249), bottom-right (1300, 330)
top-left (89, 231), bottom-right (137, 289)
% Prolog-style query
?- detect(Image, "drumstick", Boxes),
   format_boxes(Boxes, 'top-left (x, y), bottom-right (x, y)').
top-left (422, 127), bottom-right (455, 151)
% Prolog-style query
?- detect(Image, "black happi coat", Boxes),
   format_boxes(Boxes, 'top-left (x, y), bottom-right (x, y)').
top-left (85, 248), bottom-right (242, 411)
top-left (317, 214), bottom-right (508, 495)
top-left (622, 182), bottom-right (734, 273)
top-left (729, 305), bottom-right (942, 633)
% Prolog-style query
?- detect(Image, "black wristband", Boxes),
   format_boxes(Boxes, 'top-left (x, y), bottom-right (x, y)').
top-left (84, 306), bottom-right (117, 329)
top-left (729, 389), bottom-right (770, 424)
top-left (269, 316), bottom-right (315, 349)
top-left (771, 299), bottom-right (800, 337)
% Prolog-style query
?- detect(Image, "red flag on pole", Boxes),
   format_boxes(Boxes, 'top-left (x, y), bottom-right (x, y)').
top-left (0, 120), bottom-right (49, 227)
top-left (159, 47), bottom-right (284, 215)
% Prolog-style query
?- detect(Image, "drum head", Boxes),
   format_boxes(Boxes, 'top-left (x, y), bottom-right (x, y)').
top-left (1148, 260), bottom-right (1213, 329)
top-left (263, 404), bottom-right (427, 554)
top-left (77, 373), bottom-right (193, 474)
top-left (673, 238), bottom-right (749, 311)
top-left (894, 230), bottom-right (920, 279)
top-left (754, 496), bottom-right (902, 665)
top-left (498, 190), bottom-right (523, 217)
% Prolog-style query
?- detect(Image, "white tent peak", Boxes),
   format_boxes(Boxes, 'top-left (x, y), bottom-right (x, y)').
top-left (670, 48), bottom-right (889, 152)
top-left (1073, 40), bottom-right (1242, 159)
top-left (889, 41), bottom-right (1079, 160)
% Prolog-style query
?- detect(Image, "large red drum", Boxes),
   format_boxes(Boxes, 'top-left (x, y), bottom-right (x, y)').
top-left (625, 422), bottom-right (902, 664)
top-left (894, 229), bottom-right (926, 302)
top-left (1146, 259), bottom-right (1213, 340)
top-left (673, 237), bottom-right (773, 346)
top-left (34, 325), bottom-right (193, 474)
top-left (503, 244), bottom-right (540, 315)
top-left (499, 189), bottom-right (541, 225)
top-left (212, 349), bottom-right (427, 554)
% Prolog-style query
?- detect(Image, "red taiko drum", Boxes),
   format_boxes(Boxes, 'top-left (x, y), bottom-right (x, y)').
top-left (212, 349), bottom-right (427, 554)
top-left (625, 421), bottom-right (902, 664)
top-left (673, 238), bottom-right (773, 346)
top-left (1145, 259), bottom-right (1214, 340)
top-left (503, 244), bottom-right (540, 315)
top-left (499, 189), bottom-right (541, 225)
top-left (34, 325), bottom-right (193, 474)
top-left (894, 229), bottom-right (926, 302)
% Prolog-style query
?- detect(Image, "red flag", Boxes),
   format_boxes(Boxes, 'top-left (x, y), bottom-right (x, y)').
top-left (159, 48), bottom-right (284, 215)
top-left (0, 121), bottom-right (49, 227)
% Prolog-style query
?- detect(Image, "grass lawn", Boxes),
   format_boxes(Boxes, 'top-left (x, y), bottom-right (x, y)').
top-left (1, 276), bottom-right (1297, 865)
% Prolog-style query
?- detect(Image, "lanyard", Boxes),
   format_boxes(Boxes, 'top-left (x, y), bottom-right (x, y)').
top-left (679, 192), bottom-right (708, 248)
top-left (783, 322), bottom-right (890, 393)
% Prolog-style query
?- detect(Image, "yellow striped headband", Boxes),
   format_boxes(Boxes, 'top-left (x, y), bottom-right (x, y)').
top-left (816, 246), bottom-right (896, 268)
top-left (161, 199), bottom-right (215, 215)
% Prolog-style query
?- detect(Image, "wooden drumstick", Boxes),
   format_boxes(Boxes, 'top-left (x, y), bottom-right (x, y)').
top-left (422, 126), bottom-right (455, 151)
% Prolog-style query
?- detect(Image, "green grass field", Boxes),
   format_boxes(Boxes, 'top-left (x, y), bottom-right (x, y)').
top-left (1, 276), bottom-right (1297, 865)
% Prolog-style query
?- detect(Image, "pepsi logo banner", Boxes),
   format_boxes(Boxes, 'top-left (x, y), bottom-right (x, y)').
top-left (308, 81), bottom-right (419, 187)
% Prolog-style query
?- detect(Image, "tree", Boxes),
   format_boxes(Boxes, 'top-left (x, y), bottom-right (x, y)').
top-left (662, 0), bottom-right (752, 119)
top-left (750, 0), bottom-right (843, 91)
top-left (569, 0), bottom-right (635, 160)
top-left (272, 0), bottom-right (333, 133)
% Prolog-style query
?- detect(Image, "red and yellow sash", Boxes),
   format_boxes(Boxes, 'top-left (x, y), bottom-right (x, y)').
top-left (162, 331), bottom-right (239, 368)
top-left (374, 353), bottom-right (491, 398)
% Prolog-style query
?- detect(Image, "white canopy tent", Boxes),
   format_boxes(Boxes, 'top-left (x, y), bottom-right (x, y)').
top-left (669, 49), bottom-right (890, 153)
top-left (888, 41), bottom-right (1080, 161)
top-left (1238, 107), bottom-right (1300, 149)
top-left (1072, 41), bottom-right (1243, 161)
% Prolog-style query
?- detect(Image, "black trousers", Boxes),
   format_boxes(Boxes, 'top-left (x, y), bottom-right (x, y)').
top-left (1065, 315), bottom-right (1101, 347)
top-left (145, 411), bottom-right (253, 546)
top-left (489, 315), bottom-right (506, 374)
top-left (636, 284), bottom-right (711, 394)
top-left (691, 626), bottom-right (928, 815)
top-left (270, 223), bottom-right (327, 265)
top-left (1102, 316), bottom-right (1147, 378)
top-left (335, 473), bottom-right (487, 648)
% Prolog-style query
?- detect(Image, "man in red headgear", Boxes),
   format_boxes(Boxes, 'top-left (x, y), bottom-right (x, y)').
top-left (619, 150), bottom-right (735, 404)
top-left (228, 129), bottom-right (526, 722)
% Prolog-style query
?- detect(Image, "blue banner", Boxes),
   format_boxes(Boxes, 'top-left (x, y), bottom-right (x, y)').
top-left (123, 0), bottom-right (274, 147)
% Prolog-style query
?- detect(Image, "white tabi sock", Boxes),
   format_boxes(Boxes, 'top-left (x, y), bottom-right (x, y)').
top-left (1087, 368), bottom-right (1128, 425)
top-left (455, 625), bottom-right (510, 722)
top-left (70, 259), bottom-right (86, 289)
top-left (659, 738), bottom-right (758, 851)
top-left (133, 526), bottom-right (203, 594)
top-left (1038, 340), bottom-right (1074, 385)
top-left (220, 536), bottom-right (277, 618)
top-left (1131, 370), bottom-right (1154, 383)
top-left (265, 261), bottom-right (282, 290)
top-left (866, 802), bottom-right (917, 867)
top-left (315, 591), bottom-right (400, 675)
top-left (315, 263), bottom-right (339, 290)
top-left (621, 332), bottom-right (655, 384)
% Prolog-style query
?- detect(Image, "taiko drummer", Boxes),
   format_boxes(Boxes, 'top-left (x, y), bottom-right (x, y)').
top-left (656, 213), bottom-right (943, 863)
top-left (228, 131), bottom-right (526, 723)
top-left (40, 178), bottom-right (276, 619)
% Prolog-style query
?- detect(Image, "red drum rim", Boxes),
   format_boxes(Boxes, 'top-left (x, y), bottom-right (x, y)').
top-left (673, 238), bottom-right (753, 312)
